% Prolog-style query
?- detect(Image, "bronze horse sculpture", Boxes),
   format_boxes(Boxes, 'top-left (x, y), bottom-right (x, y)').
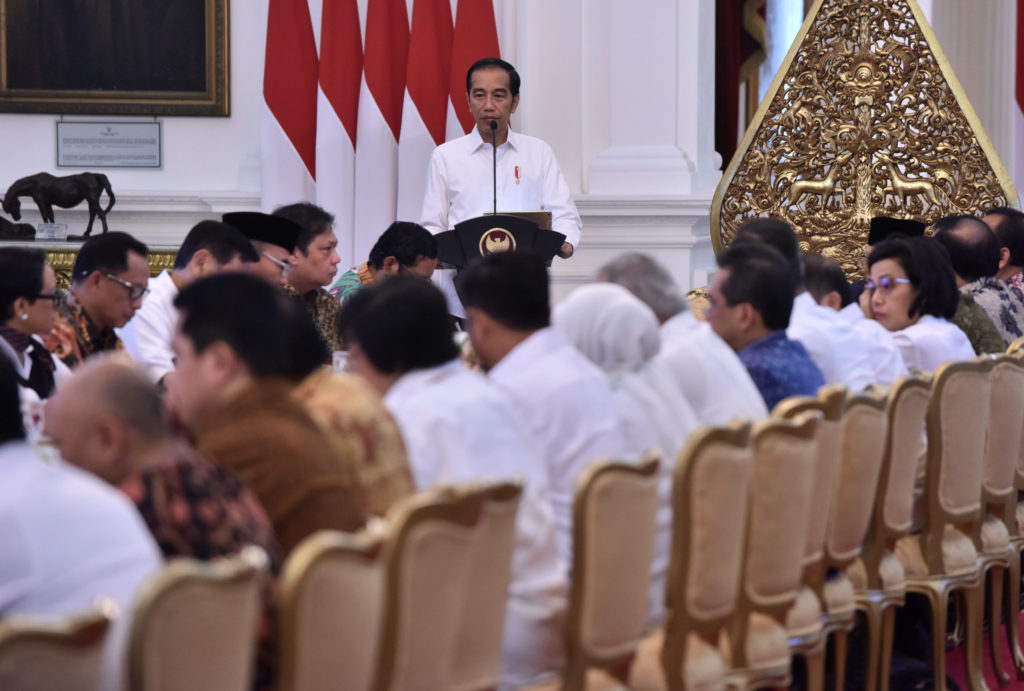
top-left (1, 172), bottom-right (115, 238)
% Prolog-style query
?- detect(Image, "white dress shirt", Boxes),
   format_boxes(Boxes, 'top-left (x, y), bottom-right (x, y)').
top-left (419, 128), bottom-right (582, 248)
top-left (658, 311), bottom-right (769, 425)
top-left (117, 270), bottom-right (179, 383)
top-left (788, 292), bottom-right (875, 391)
top-left (0, 441), bottom-right (163, 691)
top-left (838, 303), bottom-right (909, 388)
top-left (384, 359), bottom-right (568, 687)
top-left (488, 327), bottom-right (631, 564)
top-left (890, 314), bottom-right (975, 372)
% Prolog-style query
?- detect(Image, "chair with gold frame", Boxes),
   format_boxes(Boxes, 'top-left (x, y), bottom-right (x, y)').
top-left (892, 358), bottom-right (992, 691)
top-left (448, 481), bottom-right (523, 691)
top-left (725, 411), bottom-right (822, 689)
top-left (277, 530), bottom-right (386, 691)
top-left (1007, 348), bottom-right (1024, 678)
top-left (627, 422), bottom-right (754, 691)
top-left (771, 385), bottom-right (846, 691)
top-left (371, 486), bottom-right (487, 691)
top-left (0, 603), bottom-right (115, 691)
top-left (525, 454), bottom-right (660, 691)
top-left (975, 354), bottom-right (1024, 684)
top-left (128, 546), bottom-right (268, 691)
top-left (846, 374), bottom-right (932, 691)
top-left (1005, 335), bottom-right (1024, 356)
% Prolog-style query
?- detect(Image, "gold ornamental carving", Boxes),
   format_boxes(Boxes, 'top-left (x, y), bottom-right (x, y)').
top-left (711, 0), bottom-right (1019, 278)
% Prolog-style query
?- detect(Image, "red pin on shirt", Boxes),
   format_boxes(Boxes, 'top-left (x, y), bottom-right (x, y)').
top-left (514, 165), bottom-right (521, 184)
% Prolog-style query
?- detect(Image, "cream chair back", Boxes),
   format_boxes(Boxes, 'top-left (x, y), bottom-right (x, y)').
top-left (278, 531), bottom-right (385, 691)
top-left (0, 604), bottom-right (113, 691)
top-left (982, 355), bottom-right (1024, 504)
top-left (879, 375), bottom-right (932, 536)
top-left (129, 547), bottom-right (267, 691)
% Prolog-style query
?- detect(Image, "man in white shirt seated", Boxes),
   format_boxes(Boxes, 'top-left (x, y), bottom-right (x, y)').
top-left (732, 218), bottom-right (875, 391)
top-left (803, 253), bottom-right (908, 389)
top-left (420, 57), bottom-right (582, 317)
top-left (0, 356), bottom-right (162, 691)
top-left (457, 251), bottom-right (631, 561)
top-left (337, 276), bottom-right (568, 688)
top-left (596, 253), bottom-right (768, 424)
top-left (117, 221), bottom-right (258, 389)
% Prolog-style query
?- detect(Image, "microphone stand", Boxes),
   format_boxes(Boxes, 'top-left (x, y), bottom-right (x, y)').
top-left (490, 120), bottom-right (498, 216)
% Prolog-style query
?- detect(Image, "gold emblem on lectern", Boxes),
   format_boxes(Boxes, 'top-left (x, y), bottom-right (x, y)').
top-left (480, 228), bottom-right (516, 256)
top-left (711, 0), bottom-right (1018, 279)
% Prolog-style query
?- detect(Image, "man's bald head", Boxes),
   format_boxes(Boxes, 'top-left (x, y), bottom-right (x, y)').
top-left (45, 355), bottom-right (169, 484)
top-left (932, 214), bottom-right (1000, 283)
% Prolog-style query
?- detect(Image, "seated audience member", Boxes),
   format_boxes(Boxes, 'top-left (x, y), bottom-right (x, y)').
top-left (44, 355), bottom-right (280, 691)
top-left (458, 251), bottom-right (630, 562)
top-left (596, 252), bottom-right (768, 424)
top-left (273, 202), bottom-right (343, 352)
top-left (982, 206), bottom-right (1024, 303)
top-left (222, 211), bottom-right (301, 286)
top-left (282, 296), bottom-right (414, 518)
top-left (330, 221), bottom-right (439, 303)
top-left (803, 253), bottom-right (908, 388)
top-left (0, 248), bottom-right (72, 425)
top-left (708, 243), bottom-right (825, 410)
top-left (0, 356), bottom-right (161, 691)
top-left (932, 214), bottom-right (1024, 347)
top-left (338, 276), bottom-right (568, 687)
top-left (47, 232), bottom-right (150, 368)
top-left (167, 273), bottom-right (366, 554)
top-left (732, 218), bottom-right (874, 390)
top-left (850, 216), bottom-right (926, 299)
top-left (862, 235), bottom-right (975, 371)
top-left (118, 221), bottom-right (259, 388)
top-left (553, 281), bottom-right (698, 625)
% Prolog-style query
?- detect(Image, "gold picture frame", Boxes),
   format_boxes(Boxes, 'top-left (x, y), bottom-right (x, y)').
top-left (0, 0), bottom-right (229, 116)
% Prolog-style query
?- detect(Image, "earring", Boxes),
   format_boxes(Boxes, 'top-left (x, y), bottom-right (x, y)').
top-left (20, 313), bottom-right (28, 321)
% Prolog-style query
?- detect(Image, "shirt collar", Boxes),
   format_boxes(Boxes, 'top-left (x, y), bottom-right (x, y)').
top-left (385, 359), bottom-right (465, 408)
top-left (467, 126), bottom-right (520, 153)
top-left (489, 327), bottom-right (561, 382)
top-left (738, 330), bottom-right (786, 357)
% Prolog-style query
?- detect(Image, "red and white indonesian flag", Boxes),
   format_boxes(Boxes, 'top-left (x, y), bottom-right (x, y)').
top-left (262, 0), bottom-right (319, 212)
top-left (352, 0), bottom-right (409, 263)
top-left (316, 0), bottom-right (362, 269)
top-left (397, 0), bottom-right (454, 222)
top-left (263, 0), bottom-right (502, 257)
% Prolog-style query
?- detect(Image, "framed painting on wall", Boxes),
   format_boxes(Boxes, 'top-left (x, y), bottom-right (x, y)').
top-left (0, 0), bottom-right (229, 116)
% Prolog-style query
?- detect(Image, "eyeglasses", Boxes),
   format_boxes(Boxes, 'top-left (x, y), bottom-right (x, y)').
top-left (864, 276), bottom-right (911, 296)
top-left (35, 289), bottom-right (65, 302)
top-left (262, 251), bottom-right (292, 277)
top-left (103, 273), bottom-right (149, 300)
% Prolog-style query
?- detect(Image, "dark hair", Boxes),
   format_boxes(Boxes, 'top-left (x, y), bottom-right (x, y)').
top-left (731, 217), bottom-right (803, 288)
top-left (0, 356), bottom-right (25, 444)
top-left (465, 57), bottom-right (520, 97)
top-left (803, 253), bottom-right (853, 308)
top-left (73, 232), bottom-right (149, 283)
top-left (336, 276), bottom-right (457, 375)
top-left (985, 207), bottom-right (1024, 266)
top-left (716, 243), bottom-right (796, 330)
top-left (174, 220), bottom-right (259, 270)
top-left (173, 273), bottom-right (295, 378)
top-left (458, 251), bottom-right (550, 331)
top-left (931, 215), bottom-right (1000, 282)
top-left (0, 248), bottom-right (46, 321)
top-left (368, 222), bottom-right (438, 270)
top-left (272, 202), bottom-right (335, 254)
top-left (867, 235), bottom-right (959, 320)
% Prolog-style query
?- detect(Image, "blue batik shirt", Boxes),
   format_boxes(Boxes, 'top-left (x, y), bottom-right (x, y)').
top-left (737, 330), bottom-right (825, 411)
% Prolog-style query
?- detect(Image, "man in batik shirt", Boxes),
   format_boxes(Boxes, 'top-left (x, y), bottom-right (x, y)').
top-left (330, 221), bottom-right (439, 304)
top-left (47, 232), bottom-right (150, 367)
top-left (983, 206), bottom-right (1024, 306)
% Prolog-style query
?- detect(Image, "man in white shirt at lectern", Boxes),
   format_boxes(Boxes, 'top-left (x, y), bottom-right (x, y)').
top-left (420, 58), bottom-right (582, 317)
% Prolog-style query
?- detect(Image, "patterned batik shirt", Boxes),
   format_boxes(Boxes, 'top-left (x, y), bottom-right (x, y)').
top-left (328, 262), bottom-right (375, 304)
top-left (1005, 272), bottom-right (1024, 311)
top-left (953, 293), bottom-right (1005, 355)
top-left (284, 284), bottom-right (343, 353)
top-left (960, 277), bottom-right (1024, 348)
top-left (44, 296), bottom-right (122, 368)
top-left (737, 330), bottom-right (825, 411)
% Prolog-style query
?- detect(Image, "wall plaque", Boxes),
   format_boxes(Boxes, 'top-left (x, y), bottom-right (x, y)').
top-left (56, 121), bottom-right (161, 168)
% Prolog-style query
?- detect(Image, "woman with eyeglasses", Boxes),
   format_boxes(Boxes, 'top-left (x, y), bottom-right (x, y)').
top-left (0, 248), bottom-right (72, 433)
top-left (862, 235), bottom-right (974, 371)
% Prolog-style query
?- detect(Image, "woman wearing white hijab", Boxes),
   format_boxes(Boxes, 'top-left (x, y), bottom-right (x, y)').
top-left (553, 282), bottom-right (699, 625)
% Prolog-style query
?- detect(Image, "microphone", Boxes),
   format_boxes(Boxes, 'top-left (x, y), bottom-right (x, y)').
top-left (490, 120), bottom-right (498, 216)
